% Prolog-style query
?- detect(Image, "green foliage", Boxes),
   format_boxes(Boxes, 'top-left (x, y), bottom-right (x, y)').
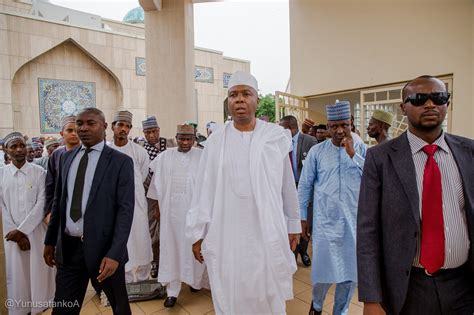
top-left (256, 94), bottom-right (276, 122)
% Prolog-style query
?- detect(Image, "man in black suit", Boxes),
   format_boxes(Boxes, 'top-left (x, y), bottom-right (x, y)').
top-left (44, 108), bottom-right (135, 314)
top-left (280, 115), bottom-right (318, 266)
top-left (357, 75), bottom-right (474, 315)
top-left (311, 124), bottom-right (328, 143)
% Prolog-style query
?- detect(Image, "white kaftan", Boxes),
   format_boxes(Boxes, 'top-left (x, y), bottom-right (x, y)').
top-left (109, 141), bottom-right (153, 282)
top-left (0, 163), bottom-right (55, 314)
top-left (148, 147), bottom-right (207, 292)
top-left (186, 120), bottom-right (301, 315)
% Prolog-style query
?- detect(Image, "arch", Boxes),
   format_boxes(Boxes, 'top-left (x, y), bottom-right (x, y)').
top-left (11, 38), bottom-right (123, 135)
top-left (12, 38), bottom-right (123, 98)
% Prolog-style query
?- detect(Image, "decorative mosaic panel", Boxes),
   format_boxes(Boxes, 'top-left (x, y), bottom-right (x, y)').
top-left (223, 72), bottom-right (232, 88)
top-left (38, 78), bottom-right (96, 134)
top-left (135, 57), bottom-right (146, 76)
top-left (194, 66), bottom-right (214, 83)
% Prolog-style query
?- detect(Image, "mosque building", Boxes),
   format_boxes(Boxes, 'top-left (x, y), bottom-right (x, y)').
top-left (0, 0), bottom-right (249, 138)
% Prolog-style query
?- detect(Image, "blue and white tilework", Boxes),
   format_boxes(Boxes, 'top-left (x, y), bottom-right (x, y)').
top-left (38, 78), bottom-right (96, 133)
top-left (135, 57), bottom-right (146, 76)
top-left (223, 72), bottom-right (232, 88)
top-left (194, 66), bottom-right (214, 83)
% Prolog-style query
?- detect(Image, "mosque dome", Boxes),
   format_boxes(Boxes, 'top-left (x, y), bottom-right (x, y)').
top-left (123, 7), bottom-right (144, 24)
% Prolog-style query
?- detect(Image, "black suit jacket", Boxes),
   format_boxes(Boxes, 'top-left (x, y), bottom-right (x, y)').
top-left (45, 143), bottom-right (135, 273)
top-left (296, 132), bottom-right (318, 180)
top-left (357, 132), bottom-right (474, 315)
top-left (44, 146), bottom-right (67, 214)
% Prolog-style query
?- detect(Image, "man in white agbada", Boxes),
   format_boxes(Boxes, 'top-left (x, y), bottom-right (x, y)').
top-left (0, 132), bottom-right (55, 314)
top-left (186, 71), bottom-right (301, 314)
top-left (147, 124), bottom-right (207, 308)
top-left (109, 110), bottom-right (153, 283)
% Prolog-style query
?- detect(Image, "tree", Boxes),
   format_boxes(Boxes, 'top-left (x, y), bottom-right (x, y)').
top-left (256, 94), bottom-right (276, 122)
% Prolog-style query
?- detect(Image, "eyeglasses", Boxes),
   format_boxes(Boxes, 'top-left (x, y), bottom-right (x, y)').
top-left (403, 92), bottom-right (450, 106)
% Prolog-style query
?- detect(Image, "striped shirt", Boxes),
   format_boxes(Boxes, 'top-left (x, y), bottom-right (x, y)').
top-left (407, 130), bottom-right (470, 269)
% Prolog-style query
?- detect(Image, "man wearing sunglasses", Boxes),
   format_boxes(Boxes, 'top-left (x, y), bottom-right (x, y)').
top-left (357, 75), bottom-right (474, 315)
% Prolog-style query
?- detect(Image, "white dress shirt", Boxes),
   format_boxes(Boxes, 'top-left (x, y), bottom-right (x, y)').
top-left (65, 141), bottom-right (105, 237)
top-left (0, 162), bottom-right (46, 235)
top-left (407, 130), bottom-right (470, 269)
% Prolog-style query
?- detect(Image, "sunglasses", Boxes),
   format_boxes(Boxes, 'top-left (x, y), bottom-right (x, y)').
top-left (403, 92), bottom-right (450, 106)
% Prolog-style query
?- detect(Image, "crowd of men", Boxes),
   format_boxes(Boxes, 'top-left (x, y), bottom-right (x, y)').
top-left (0, 72), bottom-right (472, 315)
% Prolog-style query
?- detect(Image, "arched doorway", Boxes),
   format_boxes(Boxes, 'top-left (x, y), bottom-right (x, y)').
top-left (11, 39), bottom-right (123, 137)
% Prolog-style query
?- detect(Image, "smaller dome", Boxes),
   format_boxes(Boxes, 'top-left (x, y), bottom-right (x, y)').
top-left (123, 7), bottom-right (144, 24)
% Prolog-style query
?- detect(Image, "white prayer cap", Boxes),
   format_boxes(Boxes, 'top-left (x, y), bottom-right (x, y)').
top-left (3, 132), bottom-right (24, 148)
top-left (228, 71), bottom-right (258, 94)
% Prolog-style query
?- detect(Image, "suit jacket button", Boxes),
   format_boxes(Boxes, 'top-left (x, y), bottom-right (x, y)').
top-left (414, 232), bottom-right (417, 238)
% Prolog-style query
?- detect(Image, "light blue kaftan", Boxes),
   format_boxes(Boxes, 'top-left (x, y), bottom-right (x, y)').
top-left (298, 139), bottom-right (366, 283)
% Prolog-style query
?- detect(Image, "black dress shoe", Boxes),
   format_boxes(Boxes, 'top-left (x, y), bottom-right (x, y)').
top-left (150, 262), bottom-right (158, 278)
top-left (189, 287), bottom-right (201, 293)
top-left (164, 297), bottom-right (177, 308)
top-left (301, 253), bottom-right (312, 267)
top-left (308, 300), bottom-right (322, 315)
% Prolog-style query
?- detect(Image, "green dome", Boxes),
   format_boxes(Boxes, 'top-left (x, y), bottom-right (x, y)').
top-left (123, 7), bottom-right (144, 24)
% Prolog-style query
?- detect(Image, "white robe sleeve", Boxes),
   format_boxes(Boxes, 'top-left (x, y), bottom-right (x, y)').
top-left (147, 173), bottom-right (158, 200)
top-left (298, 146), bottom-right (318, 221)
top-left (17, 169), bottom-right (46, 235)
top-left (139, 146), bottom-right (150, 181)
top-left (0, 168), bottom-right (18, 236)
top-left (349, 142), bottom-right (367, 172)
top-left (0, 169), bottom-right (5, 210)
top-left (146, 153), bottom-right (163, 201)
top-left (186, 145), bottom-right (213, 243)
top-left (281, 156), bottom-right (302, 234)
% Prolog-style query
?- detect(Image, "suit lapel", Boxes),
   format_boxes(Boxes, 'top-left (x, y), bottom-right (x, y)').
top-left (62, 147), bottom-right (80, 206)
top-left (62, 147), bottom-right (80, 190)
top-left (297, 134), bottom-right (303, 165)
top-left (389, 133), bottom-right (420, 225)
top-left (86, 145), bottom-right (112, 211)
top-left (445, 134), bottom-right (474, 215)
top-left (60, 147), bottom-right (80, 229)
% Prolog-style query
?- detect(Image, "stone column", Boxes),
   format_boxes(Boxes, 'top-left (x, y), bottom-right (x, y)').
top-left (139, 0), bottom-right (196, 137)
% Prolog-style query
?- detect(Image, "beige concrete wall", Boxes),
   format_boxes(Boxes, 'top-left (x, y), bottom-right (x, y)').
top-left (0, 0), bottom-right (31, 14)
top-left (0, 5), bottom-right (249, 139)
top-left (0, 212), bottom-right (6, 314)
top-left (11, 40), bottom-right (121, 137)
top-left (103, 18), bottom-right (145, 37)
top-left (194, 48), bottom-right (250, 133)
top-left (0, 11), bottom-right (147, 138)
top-left (290, 0), bottom-right (474, 137)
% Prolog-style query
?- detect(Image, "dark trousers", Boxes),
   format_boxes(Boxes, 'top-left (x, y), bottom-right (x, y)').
top-left (52, 235), bottom-right (131, 315)
top-left (147, 197), bottom-right (160, 264)
top-left (295, 201), bottom-right (313, 258)
top-left (144, 174), bottom-right (160, 265)
top-left (399, 264), bottom-right (474, 315)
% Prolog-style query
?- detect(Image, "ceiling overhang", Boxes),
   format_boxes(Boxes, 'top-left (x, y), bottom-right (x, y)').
top-left (139, 0), bottom-right (224, 11)
top-left (138, 0), bottom-right (162, 11)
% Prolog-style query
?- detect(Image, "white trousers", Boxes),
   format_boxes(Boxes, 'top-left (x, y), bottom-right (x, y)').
top-left (166, 281), bottom-right (182, 298)
top-left (125, 264), bottom-right (151, 283)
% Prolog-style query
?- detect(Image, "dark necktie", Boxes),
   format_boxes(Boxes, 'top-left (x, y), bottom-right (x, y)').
top-left (70, 148), bottom-right (92, 222)
top-left (419, 144), bottom-right (445, 274)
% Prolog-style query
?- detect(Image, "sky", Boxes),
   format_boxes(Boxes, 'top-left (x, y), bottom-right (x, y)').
top-left (50, 0), bottom-right (290, 95)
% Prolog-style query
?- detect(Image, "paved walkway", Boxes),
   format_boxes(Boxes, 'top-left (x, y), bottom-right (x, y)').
top-left (43, 260), bottom-right (363, 315)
